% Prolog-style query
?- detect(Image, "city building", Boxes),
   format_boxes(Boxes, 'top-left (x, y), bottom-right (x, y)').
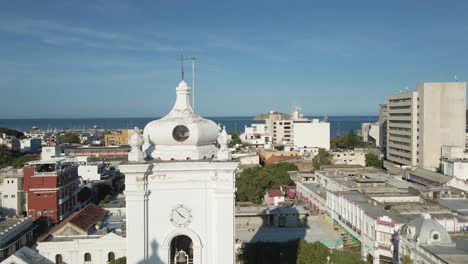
top-left (257, 149), bottom-right (301, 165)
top-left (241, 107), bottom-right (330, 152)
top-left (36, 203), bottom-right (126, 264)
top-left (64, 145), bottom-right (131, 160)
top-left (265, 190), bottom-right (285, 206)
top-left (2, 246), bottom-right (53, 264)
top-left (386, 90), bottom-right (419, 167)
top-left (104, 129), bottom-right (140, 146)
top-left (19, 138), bottom-right (41, 153)
top-left (362, 104), bottom-right (387, 149)
top-left (0, 217), bottom-right (35, 262)
top-left (75, 156), bottom-right (105, 182)
top-left (0, 167), bottom-right (24, 216)
top-left (0, 134), bottom-right (20, 152)
top-left (397, 214), bottom-right (468, 264)
top-left (386, 82), bottom-right (466, 171)
top-left (120, 80), bottom-right (238, 264)
top-left (23, 159), bottom-right (80, 222)
top-left (331, 149), bottom-right (367, 167)
top-left (441, 146), bottom-right (468, 192)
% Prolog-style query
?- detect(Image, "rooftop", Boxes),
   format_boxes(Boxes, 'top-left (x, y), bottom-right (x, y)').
top-left (410, 168), bottom-right (452, 185)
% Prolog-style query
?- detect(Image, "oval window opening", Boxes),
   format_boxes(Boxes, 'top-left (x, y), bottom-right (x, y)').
top-left (173, 125), bottom-right (190, 142)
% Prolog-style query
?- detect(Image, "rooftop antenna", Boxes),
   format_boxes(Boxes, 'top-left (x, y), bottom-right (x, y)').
top-left (191, 57), bottom-right (196, 109)
top-left (177, 55), bottom-right (197, 109)
top-left (177, 54), bottom-right (186, 81)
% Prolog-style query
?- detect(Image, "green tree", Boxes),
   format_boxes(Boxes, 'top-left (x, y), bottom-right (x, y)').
top-left (365, 152), bottom-right (383, 168)
top-left (331, 130), bottom-right (367, 149)
top-left (109, 257), bottom-right (126, 264)
top-left (312, 148), bottom-right (333, 170)
top-left (0, 128), bottom-right (24, 138)
top-left (297, 241), bottom-right (329, 264)
top-left (330, 250), bottom-right (366, 264)
top-left (0, 145), bottom-right (20, 165)
top-left (11, 154), bottom-right (39, 168)
top-left (62, 132), bottom-right (80, 144)
top-left (402, 255), bottom-right (414, 264)
top-left (297, 241), bottom-right (366, 264)
top-left (236, 162), bottom-right (297, 203)
top-left (229, 132), bottom-right (242, 148)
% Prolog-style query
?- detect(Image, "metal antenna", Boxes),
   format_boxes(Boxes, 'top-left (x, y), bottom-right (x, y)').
top-left (179, 54), bottom-right (185, 80)
top-left (191, 57), bottom-right (196, 109)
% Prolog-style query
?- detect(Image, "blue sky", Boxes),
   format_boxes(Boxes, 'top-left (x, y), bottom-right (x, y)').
top-left (1, 0), bottom-right (467, 118)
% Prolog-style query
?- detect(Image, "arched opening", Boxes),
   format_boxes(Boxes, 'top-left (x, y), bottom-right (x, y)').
top-left (55, 254), bottom-right (63, 264)
top-left (108, 252), bottom-right (115, 262)
top-left (170, 235), bottom-right (193, 264)
top-left (84, 253), bottom-right (91, 262)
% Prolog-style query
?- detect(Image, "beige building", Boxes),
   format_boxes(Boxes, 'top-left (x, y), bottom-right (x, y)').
top-left (104, 129), bottom-right (141, 146)
top-left (386, 82), bottom-right (466, 171)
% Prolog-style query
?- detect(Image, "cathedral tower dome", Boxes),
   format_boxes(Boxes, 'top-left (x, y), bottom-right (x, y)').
top-left (143, 80), bottom-right (219, 160)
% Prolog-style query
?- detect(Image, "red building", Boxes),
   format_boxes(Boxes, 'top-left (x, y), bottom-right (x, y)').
top-left (23, 159), bottom-right (80, 223)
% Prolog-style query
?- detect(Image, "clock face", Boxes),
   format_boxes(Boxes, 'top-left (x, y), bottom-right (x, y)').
top-left (172, 125), bottom-right (190, 142)
top-left (170, 205), bottom-right (192, 227)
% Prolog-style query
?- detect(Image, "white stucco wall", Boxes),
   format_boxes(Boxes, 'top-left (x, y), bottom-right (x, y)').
top-left (293, 121), bottom-right (330, 150)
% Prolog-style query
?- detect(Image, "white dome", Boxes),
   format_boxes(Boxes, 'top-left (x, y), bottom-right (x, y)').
top-left (143, 81), bottom-right (219, 160)
top-left (401, 213), bottom-right (454, 246)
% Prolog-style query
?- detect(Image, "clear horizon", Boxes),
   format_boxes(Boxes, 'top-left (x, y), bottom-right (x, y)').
top-left (1, 0), bottom-right (468, 118)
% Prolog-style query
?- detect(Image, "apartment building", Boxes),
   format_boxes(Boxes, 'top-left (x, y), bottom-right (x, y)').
top-left (386, 82), bottom-right (466, 170)
top-left (23, 159), bottom-right (80, 222)
top-left (386, 91), bottom-right (418, 167)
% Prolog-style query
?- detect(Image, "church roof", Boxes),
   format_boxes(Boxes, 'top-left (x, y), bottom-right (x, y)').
top-left (49, 203), bottom-right (107, 235)
top-left (143, 81), bottom-right (219, 161)
top-left (401, 213), bottom-right (454, 246)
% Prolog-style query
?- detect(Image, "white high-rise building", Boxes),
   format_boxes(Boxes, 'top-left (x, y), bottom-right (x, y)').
top-left (120, 80), bottom-right (238, 264)
top-left (386, 82), bottom-right (466, 171)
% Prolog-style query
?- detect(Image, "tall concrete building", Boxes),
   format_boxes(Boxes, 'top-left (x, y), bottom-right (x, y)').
top-left (417, 82), bottom-right (466, 170)
top-left (386, 82), bottom-right (466, 171)
top-left (386, 91), bottom-right (419, 167)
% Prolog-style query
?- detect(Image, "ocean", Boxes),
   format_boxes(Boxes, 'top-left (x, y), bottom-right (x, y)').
top-left (0, 116), bottom-right (378, 138)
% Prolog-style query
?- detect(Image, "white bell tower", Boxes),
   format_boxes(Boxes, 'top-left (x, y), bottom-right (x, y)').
top-left (120, 80), bottom-right (238, 264)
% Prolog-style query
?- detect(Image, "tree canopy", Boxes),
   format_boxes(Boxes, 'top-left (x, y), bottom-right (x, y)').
top-left (236, 162), bottom-right (297, 203)
top-left (0, 145), bottom-right (38, 168)
top-left (237, 240), bottom-right (366, 264)
top-left (331, 131), bottom-right (367, 149)
top-left (312, 148), bottom-right (333, 170)
top-left (229, 132), bottom-right (242, 148)
top-left (365, 152), bottom-right (383, 168)
top-left (402, 255), bottom-right (414, 264)
top-left (62, 132), bottom-right (80, 144)
top-left (298, 241), bottom-right (365, 264)
top-left (0, 128), bottom-right (24, 138)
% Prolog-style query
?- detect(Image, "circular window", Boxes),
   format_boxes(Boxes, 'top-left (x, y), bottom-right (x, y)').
top-left (432, 233), bottom-right (439, 240)
top-left (172, 125), bottom-right (190, 142)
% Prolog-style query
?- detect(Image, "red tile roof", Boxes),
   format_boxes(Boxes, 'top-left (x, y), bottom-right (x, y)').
top-left (267, 189), bottom-right (283, 197)
top-left (49, 203), bottom-right (107, 235)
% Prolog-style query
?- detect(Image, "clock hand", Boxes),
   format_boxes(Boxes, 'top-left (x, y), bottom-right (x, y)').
top-left (176, 209), bottom-right (185, 219)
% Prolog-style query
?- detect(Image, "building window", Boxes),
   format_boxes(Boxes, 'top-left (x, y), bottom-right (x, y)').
top-left (11, 195), bottom-right (15, 198)
top-left (84, 253), bottom-right (91, 262)
top-left (55, 254), bottom-right (63, 264)
top-left (108, 252), bottom-right (115, 262)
